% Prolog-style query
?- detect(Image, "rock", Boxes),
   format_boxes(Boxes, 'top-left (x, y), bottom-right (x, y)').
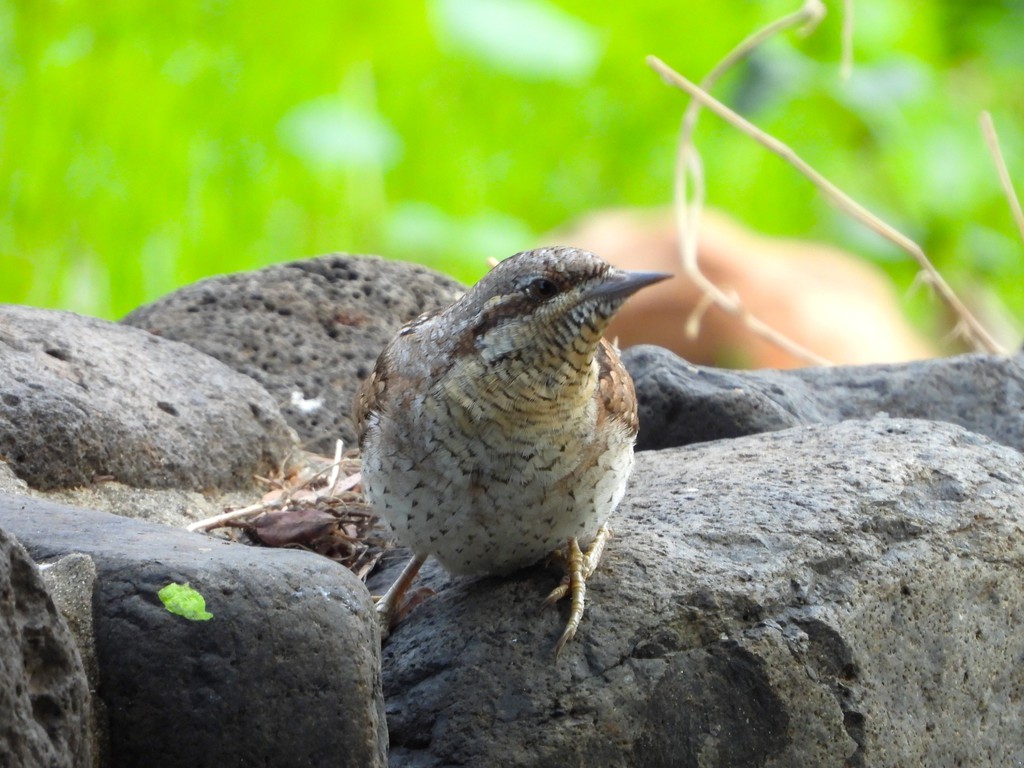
top-left (624, 345), bottom-right (1024, 453)
top-left (38, 553), bottom-right (104, 765)
top-left (0, 527), bottom-right (92, 768)
top-left (122, 254), bottom-right (465, 453)
top-left (39, 482), bottom-right (257, 529)
top-left (371, 418), bottom-right (1024, 767)
top-left (37, 554), bottom-right (99, 691)
top-left (0, 495), bottom-right (387, 768)
top-left (0, 305), bottom-right (298, 492)
top-left (0, 460), bottom-right (28, 496)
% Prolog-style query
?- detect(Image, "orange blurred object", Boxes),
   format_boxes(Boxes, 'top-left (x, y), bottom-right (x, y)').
top-left (546, 208), bottom-right (937, 369)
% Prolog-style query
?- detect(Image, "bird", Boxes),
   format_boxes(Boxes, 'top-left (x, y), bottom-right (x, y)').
top-left (354, 247), bottom-right (670, 654)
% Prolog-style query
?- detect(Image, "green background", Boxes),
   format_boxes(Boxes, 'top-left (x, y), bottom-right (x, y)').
top-left (2, 0), bottom-right (1022, 344)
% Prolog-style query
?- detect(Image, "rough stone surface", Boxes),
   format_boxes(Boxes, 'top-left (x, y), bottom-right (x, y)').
top-left (0, 495), bottom-right (387, 768)
top-left (6, 436), bottom-right (276, 534)
top-left (623, 345), bottom-right (1024, 453)
top-left (0, 305), bottom-right (299, 491)
top-left (0, 527), bottom-right (92, 768)
top-left (122, 254), bottom-right (465, 453)
top-left (369, 418), bottom-right (1024, 767)
top-left (38, 554), bottom-right (99, 688)
top-left (39, 482), bottom-right (257, 529)
top-left (0, 459), bottom-right (28, 496)
top-left (39, 553), bottom-right (104, 765)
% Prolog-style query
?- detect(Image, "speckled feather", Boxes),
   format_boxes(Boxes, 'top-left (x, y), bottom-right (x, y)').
top-left (354, 247), bottom-right (661, 576)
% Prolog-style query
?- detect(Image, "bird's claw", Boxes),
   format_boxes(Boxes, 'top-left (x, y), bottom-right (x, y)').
top-left (542, 524), bottom-right (611, 656)
top-left (373, 553), bottom-right (428, 641)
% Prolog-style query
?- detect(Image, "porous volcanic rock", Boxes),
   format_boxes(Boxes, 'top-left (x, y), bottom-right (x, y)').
top-left (0, 494), bottom-right (387, 768)
top-left (38, 553), bottom-right (104, 765)
top-left (0, 527), bottom-right (92, 768)
top-left (122, 254), bottom-right (465, 453)
top-left (0, 460), bottom-right (28, 496)
top-left (624, 345), bottom-right (1024, 453)
top-left (371, 418), bottom-right (1024, 767)
top-left (0, 305), bottom-right (298, 491)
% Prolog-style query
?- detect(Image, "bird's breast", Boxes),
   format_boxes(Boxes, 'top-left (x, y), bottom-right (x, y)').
top-left (361, 353), bottom-right (633, 576)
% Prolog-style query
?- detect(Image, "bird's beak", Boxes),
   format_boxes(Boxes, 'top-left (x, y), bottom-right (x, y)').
top-left (585, 269), bottom-right (672, 302)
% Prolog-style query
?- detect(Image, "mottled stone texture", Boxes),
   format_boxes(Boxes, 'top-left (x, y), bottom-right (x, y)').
top-left (0, 496), bottom-right (387, 768)
top-left (0, 527), bottom-right (91, 768)
top-left (624, 344), bottom-right (1024, 453)
top-left (122, 254), bottom-right (465, 453)
top-left (371, 419), bottom-right (1024, 767)
top-left (0, 305), bottom-right (297, 491)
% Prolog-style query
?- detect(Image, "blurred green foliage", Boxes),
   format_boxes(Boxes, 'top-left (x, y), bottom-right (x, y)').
top-left (1, 0), bottom-right (1022, 339)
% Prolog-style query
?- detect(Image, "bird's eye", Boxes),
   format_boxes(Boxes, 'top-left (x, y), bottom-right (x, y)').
top-left (527, 278), bottom-right (559, 300)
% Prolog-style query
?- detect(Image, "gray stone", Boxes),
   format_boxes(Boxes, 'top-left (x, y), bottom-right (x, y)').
top-left (0, 495), bottom-right (387, 768)
top-left (122, 254), bottom-right (465, 453)
top-left (38, 553), bottom-right (104, 766)
top-left (0, 459), bottom-right (28, 495)
top-left (0, 527), bottom-right (92, 768)
top-left (0, 305), bottom-right (299, 491)
top-left (39, 481), bottom-right (257, 529)
top-left (371, 418), bottom-right (1024, 767)
top-left (623, 345), bottom-right (1024, 453)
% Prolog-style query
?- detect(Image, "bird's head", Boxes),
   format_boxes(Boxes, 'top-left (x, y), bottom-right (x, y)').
top-left (446, 247), bottom-right (670, 371)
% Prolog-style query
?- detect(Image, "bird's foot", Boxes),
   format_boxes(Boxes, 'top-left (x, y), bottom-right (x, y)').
top-left (542, 524), bottom-right (611, 656)
top-left (373, 553), bottom-right (428, 641)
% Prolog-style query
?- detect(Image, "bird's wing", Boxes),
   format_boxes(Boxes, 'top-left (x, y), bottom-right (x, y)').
top-left (595, 338), bottom-right (639, 438)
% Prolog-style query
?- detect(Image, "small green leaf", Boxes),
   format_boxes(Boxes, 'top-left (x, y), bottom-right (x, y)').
top-left (158, 582), bottom-right (213, 621)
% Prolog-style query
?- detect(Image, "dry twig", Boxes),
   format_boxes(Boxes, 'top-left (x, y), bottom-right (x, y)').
top-left (671, 0), bottom-right (832, 366)
top-left (186, 495), bottom-right (286, 533)
top-left (650, 55), bottom-right (1007, 355)
top-left (840, 0), bottom-right (855, 80)
top-left (186, 440), bottom-right (385, 579)
top-left (980, 111), bottom-right (1024, 247)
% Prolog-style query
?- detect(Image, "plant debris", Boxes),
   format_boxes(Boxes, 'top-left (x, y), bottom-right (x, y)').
top-left (188, 440), bottom-right (390, 581)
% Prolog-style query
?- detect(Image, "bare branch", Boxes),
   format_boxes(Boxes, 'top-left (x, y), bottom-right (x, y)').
top-left (840, 0), bottom-right (855, 80)
top-left (186, 448), bottom-right (362, 533)
top-left (186, 496), bottom-right (285, 533)
top-left (980, 111), bottom-right (1024, 247)
top-left (673, 0), bottom-right (831, 366)
top-left (651, 54), bottom-right (1006, 355)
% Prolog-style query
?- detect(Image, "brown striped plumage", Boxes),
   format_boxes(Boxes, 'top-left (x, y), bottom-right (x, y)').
top-left (355, 247), bottom-right (669, 652)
